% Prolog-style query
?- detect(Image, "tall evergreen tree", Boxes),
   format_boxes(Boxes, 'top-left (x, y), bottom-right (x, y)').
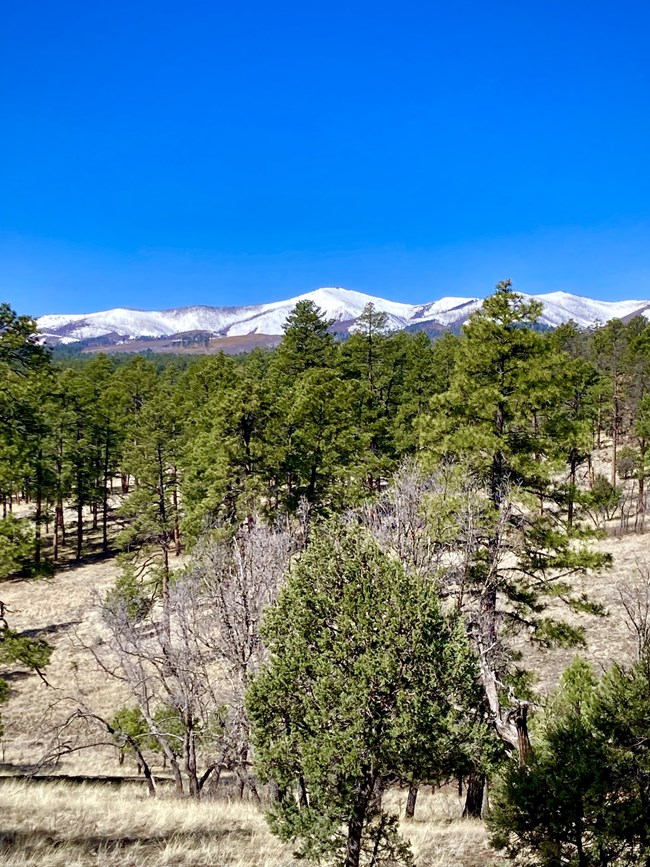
top-left (421, 281), bottom-right (609, 760)
top-left (274, 300), bottom-right (336, 378)
top-left (118, 370), bottom-right (185, 637)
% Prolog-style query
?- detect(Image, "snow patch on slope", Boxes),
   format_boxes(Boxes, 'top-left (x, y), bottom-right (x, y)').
top-left (527, 292), bottom-right (649, 328)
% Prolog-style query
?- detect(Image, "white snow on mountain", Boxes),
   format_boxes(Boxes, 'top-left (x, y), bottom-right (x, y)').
top-left (410, 297), bottom-right (483, 326)
top-left (528, 292), bottom-right (649, 328)
top-left (36, 287), bottom-right (650, 344)
top-left (223, 287), bottom-right (418, 336)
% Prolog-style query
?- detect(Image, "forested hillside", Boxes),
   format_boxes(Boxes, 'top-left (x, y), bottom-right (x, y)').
top-left (3, 282), bottom-right (650, 866)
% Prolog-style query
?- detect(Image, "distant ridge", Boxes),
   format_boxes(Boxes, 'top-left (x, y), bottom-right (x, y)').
top-left (37, 287), bottom-right (650, 347)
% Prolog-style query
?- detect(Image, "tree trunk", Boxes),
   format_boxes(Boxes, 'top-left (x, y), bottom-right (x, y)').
top-left (172, 476), bottom-right (181, 556)
top-left (183, 718), bottom-right (200, 797)
top-left (124, 739), bottom-right (157, 797)
top-left (462, 772), bottom-right (485, 818)
top-left (58, 499), bottom-right (66, 542)
top-left (568, 449), bottom-right (579, 528)
top-left (298, 774), bottom-right (309, 808)
top-left (636, 439), bottom-right (646, 532)
top-left (611, 392), bottom-right (620, 487)
top-left (405, 782), bottom-right (418, 819)
top-left (515, 703), bottom-right (532, 766)
top-left (102, 485), bottom-right (109, 550)
top-left (476, 623), bottom-right (532, 762)
top-left (76, 500), bottom-right (83, 561)
top-left (345, 775), bottom-right (374, 867)
top-left (198, 763), bottom-right (221, 793)
top-left (102, 427), bottom-right (110, 551)
top-left (307, 463), bottom-right (318, 503)
top-left (34, 490), bottom-right (42, 567)
top-left (34, 449), bottom-right (43, 567)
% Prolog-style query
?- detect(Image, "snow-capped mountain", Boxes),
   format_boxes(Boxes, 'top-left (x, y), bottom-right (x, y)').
top-left (37, 287), bottom-right (650, 346)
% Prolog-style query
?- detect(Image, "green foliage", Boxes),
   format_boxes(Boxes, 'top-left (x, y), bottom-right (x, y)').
top-left (490, 656), bottom-right (650, 866)
top-left (111, 704), bottom-right (184, 751)
top-left (111, 702), bottom-right (226, 761)
top-left (247, 522), bottom-right (482, 865)
top-left (616, 445), bottom-right (639, 480)
top-left (274, 300), bottom-right (336, 377)
top-left (0, 630), bottom-right (52, 673)
top-left (111, 705), bottom-right (152, 748)
top-left (0, 516), bottom-right (34, 580)
top-left (104, 561), bottom-right (156, 622)
top-left (586, 473), bottom-right (622, 522)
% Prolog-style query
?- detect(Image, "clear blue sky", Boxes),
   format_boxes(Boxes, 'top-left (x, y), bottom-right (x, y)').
top-left (2, 0), bottom-right (650, 315)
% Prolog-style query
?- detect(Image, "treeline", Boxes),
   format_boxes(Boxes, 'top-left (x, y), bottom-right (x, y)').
top-left (4, 285), bottom-right (650, 577)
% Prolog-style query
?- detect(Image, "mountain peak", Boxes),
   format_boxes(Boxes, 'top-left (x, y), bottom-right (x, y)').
top-left (36, 287), bottom-right (650, 348)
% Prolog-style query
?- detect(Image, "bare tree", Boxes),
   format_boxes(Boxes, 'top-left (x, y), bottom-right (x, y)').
top-left (77, 515), bottom-right (294, 798)
top-left (190, 518), bottom-right (294, 796)
top-left (619, 559), bottom-right (650, 661)
top-left (40, 699), bottom-right (158, 796)
top-left (357, 460), bottom-right (439, 578)
top-left (96, 573), bottom-right (224, 795)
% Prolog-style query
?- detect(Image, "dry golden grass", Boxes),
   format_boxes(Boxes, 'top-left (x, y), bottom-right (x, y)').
top-left (0, 780), bottom-right (295, 866)
top-left (0, 781), bottom-right (496, 867)
top-left (521, 527), bottom-right (647, 698)
top-left (0, 556), bottom-right (130, 771)
top-left (391, 788), bottom-right (493, 867)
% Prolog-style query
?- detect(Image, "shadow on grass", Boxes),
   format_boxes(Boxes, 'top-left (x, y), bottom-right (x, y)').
top-left (18, 619), bottom-right (81, 639)
top-left (0, 826), bottom-right (254, 854)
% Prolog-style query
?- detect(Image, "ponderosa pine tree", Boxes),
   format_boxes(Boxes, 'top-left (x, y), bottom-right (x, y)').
top-left (78, 355), bottom-right (122, 551)
top-left (421, 281), bottom-right (609, 762)
top-left (393, 330), bottom-right (458, 454)
top-left (0, 305), bottom-right (52, 566)
top-left (543, 350), bottom-right (601, 528)
top-left (591, 318), bottom-right (640, 485)
top-left (118, 370), bottom-right (185, 638)
top-left (272, 367), bottom-right (357, 511)
top-left (268, 302), bottom-right (358, 514)
top-left (182, 350), bottom-right (275, 530)
top-left (338, 305), bottom-right (409, 491)
top-left (273, 300), bottom-right (336, 378)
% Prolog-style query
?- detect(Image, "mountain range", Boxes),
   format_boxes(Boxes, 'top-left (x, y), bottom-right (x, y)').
top-left (37, 287), bottom-right (650, 349)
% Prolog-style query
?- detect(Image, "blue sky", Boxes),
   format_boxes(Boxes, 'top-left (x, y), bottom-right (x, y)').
top-left (2, 0), bottom-right (650, 315)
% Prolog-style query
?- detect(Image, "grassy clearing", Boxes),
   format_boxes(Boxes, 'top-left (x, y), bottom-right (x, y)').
top-left (0, 781), bottom-right (494, 867)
